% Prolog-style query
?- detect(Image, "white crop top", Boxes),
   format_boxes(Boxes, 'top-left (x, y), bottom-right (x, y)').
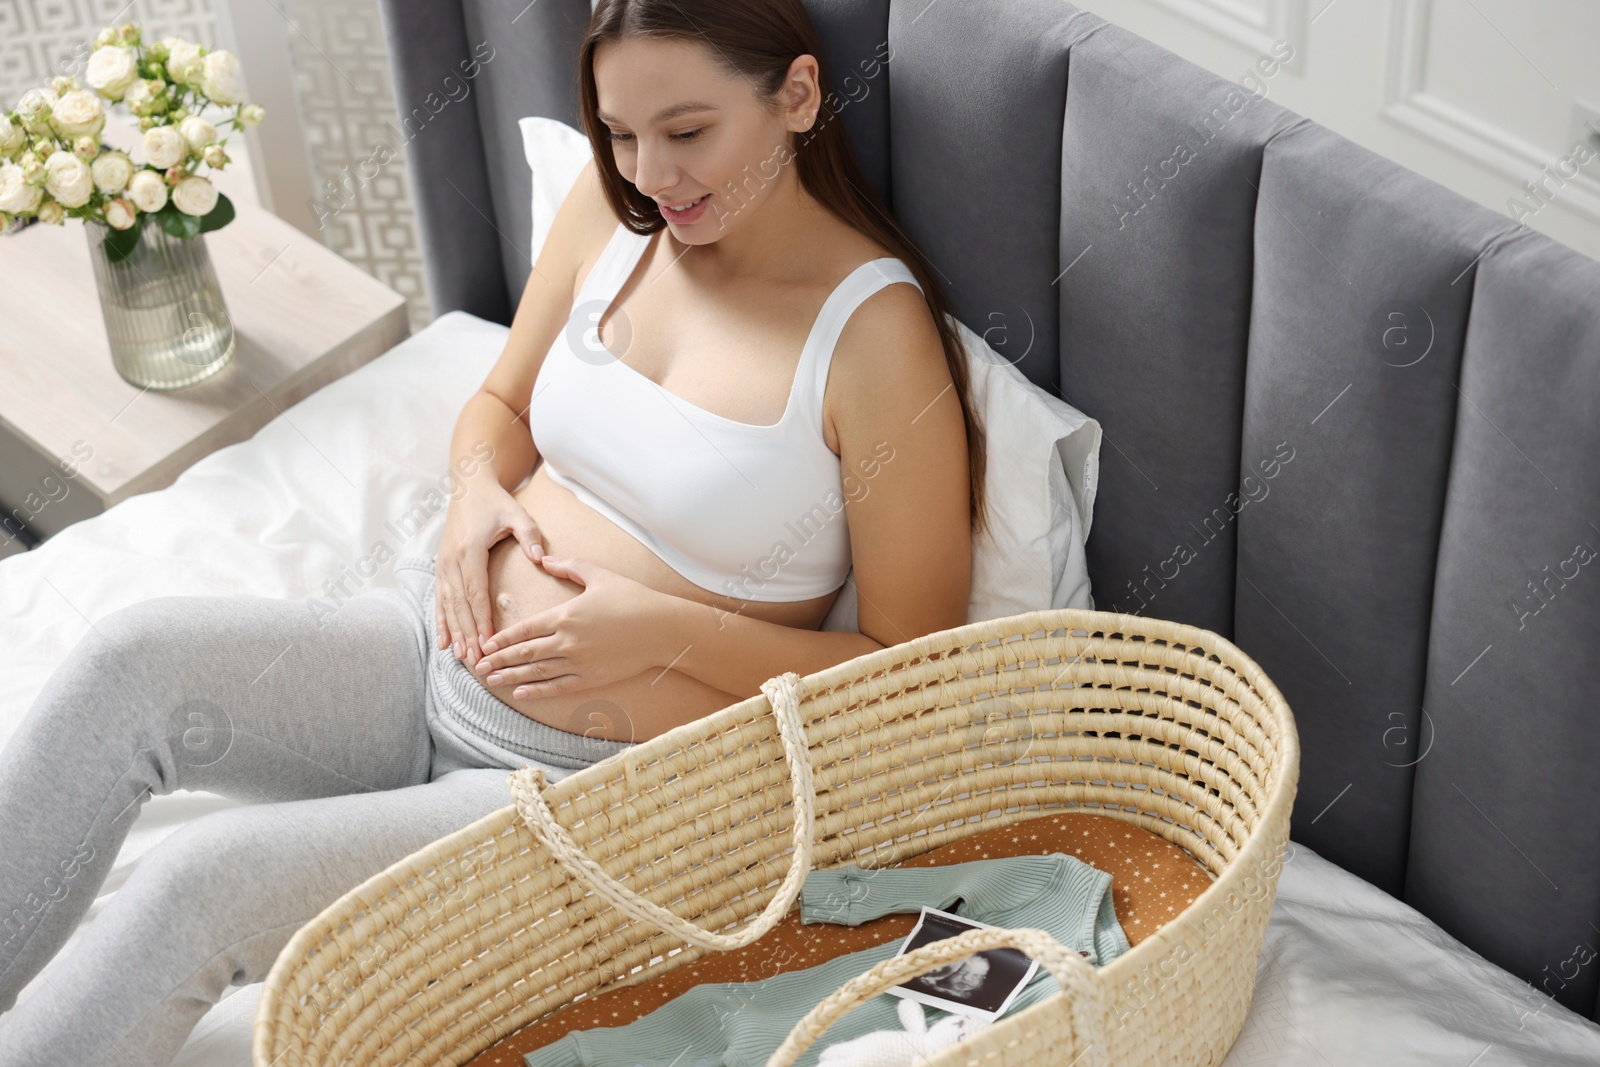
top-left (527, 221), bottom-right (923, 603)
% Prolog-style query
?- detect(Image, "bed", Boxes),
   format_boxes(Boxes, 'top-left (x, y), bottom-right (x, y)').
top-left (385, 0), bottom-right (1600, 1028)
top-left (3, 312), bottom-right (1598, 1063)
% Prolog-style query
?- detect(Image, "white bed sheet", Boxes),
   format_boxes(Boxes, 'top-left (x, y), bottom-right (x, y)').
top-left (3, 311), bottom-right (1597, 1065)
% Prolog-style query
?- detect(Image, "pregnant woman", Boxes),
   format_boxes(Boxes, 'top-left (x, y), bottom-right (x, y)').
top-left (0, 1), bottom-right (987, 1062)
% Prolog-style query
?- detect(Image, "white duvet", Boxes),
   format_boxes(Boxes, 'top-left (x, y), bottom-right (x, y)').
top-left (2, 312), bottom-right (1597, 1065)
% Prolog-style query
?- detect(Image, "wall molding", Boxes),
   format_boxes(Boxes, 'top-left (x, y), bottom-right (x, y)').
top-left (1142, 0), bottom-right (1306, 61)
top-left (213, 0), bottom-right (321, 239)
top-left (1383, 0), bottom-right (1600, 226)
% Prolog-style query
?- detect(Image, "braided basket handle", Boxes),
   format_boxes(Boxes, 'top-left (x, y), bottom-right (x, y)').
top-left (508, 671), bottom-right (816, 952)
top-left (764, 925), bottom-right (1103, 1067)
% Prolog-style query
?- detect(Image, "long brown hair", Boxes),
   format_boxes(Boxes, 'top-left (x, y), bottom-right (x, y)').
top-left (577, 0), bottom-right (990, 540)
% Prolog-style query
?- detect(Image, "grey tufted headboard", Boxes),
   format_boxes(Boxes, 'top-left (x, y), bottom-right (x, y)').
top-left (375, 0), bottom-right (1600, 1019)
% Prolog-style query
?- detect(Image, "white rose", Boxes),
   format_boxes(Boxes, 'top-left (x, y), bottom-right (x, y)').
top-left (51, 89), bottom-right (106, 139)
top-left (38, 199), bottom-right (64, 225)
top-left (199, 50), bottom-right (246, 106)
top-left (127, 169), bottom-right (168, 212)
top-left (17, 87), bottom-right (57, 134)
top-left (91, 149), bottom-right (134, 194)
top-left (0, 163), bottom-right (43, 215)
top-left (43, 150), bottom-right (94, 208)
top-left (166, 40), bottom-right (205, 85)
top-left (178, 115), bottom-right (217, 151)
top-left (85, 45), bottom-right (140, 100)
top-left (143, 125), bottom-right (186, 169)
top-left (104, 196), bottom-right (138, 230)
top-left (0, 114), bottom-right (24, 156)
top-left (237, 103), bottom-right (266, 129)
top-left (171, 174), bottom-right (218, 217)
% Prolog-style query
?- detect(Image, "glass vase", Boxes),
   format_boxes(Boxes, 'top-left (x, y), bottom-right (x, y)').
top-left (85, 218), bottom-right (237, 390)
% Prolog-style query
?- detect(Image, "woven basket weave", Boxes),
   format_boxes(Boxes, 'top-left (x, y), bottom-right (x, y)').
top-left (252, 608), bottom-right (1298, 1067)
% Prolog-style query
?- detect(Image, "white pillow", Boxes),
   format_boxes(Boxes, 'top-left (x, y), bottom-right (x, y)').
top-left (519, 115), bottom-right (594, 264)
top-left (517, 115), bottom-right (1103, 627)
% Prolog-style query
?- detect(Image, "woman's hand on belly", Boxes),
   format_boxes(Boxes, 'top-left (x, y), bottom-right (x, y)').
top-left (480, 466), bottom-right (820, 742)
top-left (434, 477), bottom-right (546, 665)
top-left (473, 553), bottom-right (673, 699)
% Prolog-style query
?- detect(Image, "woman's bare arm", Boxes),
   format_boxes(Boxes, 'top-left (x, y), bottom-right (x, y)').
top-left (450, 158), bottom-right (615, 497)
top-left (434, 160), bottom-right (617, 658)
top-left (826, 282), bottom-right (972, 643)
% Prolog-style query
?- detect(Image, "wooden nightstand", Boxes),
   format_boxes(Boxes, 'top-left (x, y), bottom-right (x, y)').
top-left (0, 200), bottom-right (410, 559)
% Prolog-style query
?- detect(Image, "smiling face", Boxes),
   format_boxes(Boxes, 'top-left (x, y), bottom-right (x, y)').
top-left (592, 35), bottom-right (818, 241)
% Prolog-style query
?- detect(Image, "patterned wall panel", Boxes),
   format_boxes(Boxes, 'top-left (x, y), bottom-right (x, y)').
top-left (0, 0), bottom-right (216, 108)
top-left (281, 0), bottom-right (430, 331)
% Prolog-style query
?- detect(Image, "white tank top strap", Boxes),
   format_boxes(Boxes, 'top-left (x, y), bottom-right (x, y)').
top-left (575, 222), bottom-right (650, 307)
top-left (801, 258), bottom-right (924, 428)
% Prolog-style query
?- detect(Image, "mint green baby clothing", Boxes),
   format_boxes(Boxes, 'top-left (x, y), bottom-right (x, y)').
top-left (523, 853), bottom-right (1130, 1067)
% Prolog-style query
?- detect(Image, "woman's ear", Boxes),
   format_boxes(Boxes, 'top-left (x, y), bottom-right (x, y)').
top-left (782, 53), bottom-right (822, 131)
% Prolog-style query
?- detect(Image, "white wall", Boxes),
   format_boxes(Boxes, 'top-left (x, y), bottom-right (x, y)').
top-left (1071, 0), bottom-right (1600, 261)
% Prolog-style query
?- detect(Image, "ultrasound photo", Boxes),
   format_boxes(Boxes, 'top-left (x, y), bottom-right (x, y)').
top-left (886, 906), bottom-right (1042, 1022)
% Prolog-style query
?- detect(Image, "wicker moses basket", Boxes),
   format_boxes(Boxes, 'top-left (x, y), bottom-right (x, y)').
top-left (252, 607), bottom-right (1299, 1067)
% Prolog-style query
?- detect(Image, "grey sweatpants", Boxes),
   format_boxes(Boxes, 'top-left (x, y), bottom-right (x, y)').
top-left (0, 554), bottom-right (634, 1066)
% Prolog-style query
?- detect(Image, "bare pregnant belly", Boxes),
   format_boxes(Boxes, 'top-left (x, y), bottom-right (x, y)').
top-left (477, 460), bottom-right (840, 745)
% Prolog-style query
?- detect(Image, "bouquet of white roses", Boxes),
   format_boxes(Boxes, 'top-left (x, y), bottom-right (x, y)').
top-left (0, 21), bottom-right (266, 261)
